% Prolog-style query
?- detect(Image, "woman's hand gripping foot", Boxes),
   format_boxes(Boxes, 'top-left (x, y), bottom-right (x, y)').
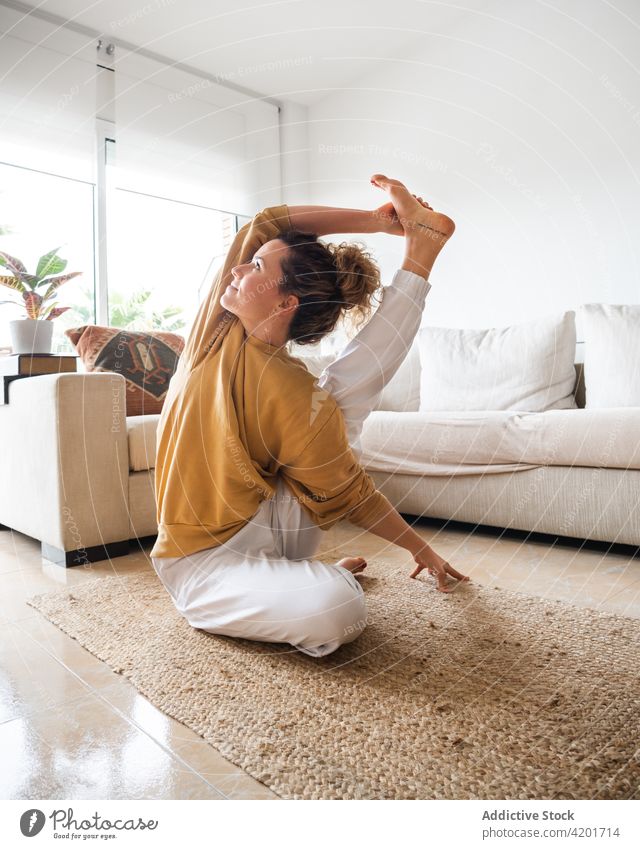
top-left (371, 173), bottom-right (455, 244)
top-left (374, 185), bottom-right (435, 236)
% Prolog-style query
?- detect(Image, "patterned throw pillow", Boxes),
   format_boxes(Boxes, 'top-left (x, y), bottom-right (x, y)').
top-left (65, 325), bottom-right (184, 416)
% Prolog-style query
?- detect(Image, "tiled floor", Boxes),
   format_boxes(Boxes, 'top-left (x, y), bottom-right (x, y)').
top-left (1, 520), bottom-right (639, 800)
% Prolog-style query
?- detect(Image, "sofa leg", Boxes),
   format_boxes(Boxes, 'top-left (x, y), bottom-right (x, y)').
top-left (41, 539), bottom-right (130, 567)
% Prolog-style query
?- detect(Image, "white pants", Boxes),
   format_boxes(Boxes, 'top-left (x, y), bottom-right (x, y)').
top-left (151, 269), bottom-right (432, 657)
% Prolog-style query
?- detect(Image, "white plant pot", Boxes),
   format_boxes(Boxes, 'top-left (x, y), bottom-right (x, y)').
top-left (9, 319), bottom-right (54, 354)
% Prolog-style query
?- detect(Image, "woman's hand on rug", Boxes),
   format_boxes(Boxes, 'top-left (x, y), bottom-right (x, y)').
top-left (410, 543), bottom-right (470, 592)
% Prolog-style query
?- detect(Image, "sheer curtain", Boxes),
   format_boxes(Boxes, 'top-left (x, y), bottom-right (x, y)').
top-left (109, 51), bottom-right (281, 335)
top-left (113, 48), bottom-right (281, 215)
top-left (0, 8), bottom-right (97, 349)
top-left (0, 5), bottom-right (282, 349)
top-left (0, 7), bottom-right (97, 181)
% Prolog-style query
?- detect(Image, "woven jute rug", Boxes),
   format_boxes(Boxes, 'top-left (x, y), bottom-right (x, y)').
top-left (27, 561), bottom-right (640, 800)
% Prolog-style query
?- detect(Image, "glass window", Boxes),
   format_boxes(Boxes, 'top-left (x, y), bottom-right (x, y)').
top-left (106, 188), bottom-right (235, 335)
top-left (0, 163), bottom-right (95, 353)
top-left (105, 140), bottom-right (241, 337)
top-left (0, 155), bottom-right (273, 358)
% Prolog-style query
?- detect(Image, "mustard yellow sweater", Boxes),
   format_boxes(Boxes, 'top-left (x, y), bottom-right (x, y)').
top-left (150, 204), bottom-right (390, 559)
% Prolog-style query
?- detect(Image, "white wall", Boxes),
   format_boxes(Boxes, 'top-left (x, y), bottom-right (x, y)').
top-left (305, 0), bottom-right (640, 340)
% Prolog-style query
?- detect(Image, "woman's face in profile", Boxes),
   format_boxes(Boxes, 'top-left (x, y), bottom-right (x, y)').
top-left (221, 238), bottom-right (293, 327)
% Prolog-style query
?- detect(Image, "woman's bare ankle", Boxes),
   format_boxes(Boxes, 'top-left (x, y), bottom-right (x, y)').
top-left (401, 235), bottom-right (443, 278)
top-left (401, 257), bottom-right (432, 278)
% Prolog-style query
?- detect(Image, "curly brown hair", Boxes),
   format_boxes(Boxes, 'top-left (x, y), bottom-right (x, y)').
top-left (277, 229), bottom-right (382, 346)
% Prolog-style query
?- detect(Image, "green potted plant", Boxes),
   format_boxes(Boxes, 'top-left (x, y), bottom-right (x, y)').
top-left (0, 248), bottom-right (81, 354)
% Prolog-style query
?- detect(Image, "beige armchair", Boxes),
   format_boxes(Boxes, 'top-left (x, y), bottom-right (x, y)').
top-left (0, 373), bottom-right (133, 566)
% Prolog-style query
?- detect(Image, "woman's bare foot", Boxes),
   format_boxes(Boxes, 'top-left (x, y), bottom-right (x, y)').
top-left (371, 174), bottom-right (455, 241)
top-left (336, 555), bottom-right (367, 575)
top-left (371, 174), bottom-right (455, 278)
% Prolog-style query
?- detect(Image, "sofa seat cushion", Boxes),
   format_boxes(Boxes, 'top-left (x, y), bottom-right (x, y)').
top-left (360, 408), bottom-right (640, 476)
top-left (127, 406), bottom-right (640, 476)
top-left (127, 414), bottom-right (160, 471)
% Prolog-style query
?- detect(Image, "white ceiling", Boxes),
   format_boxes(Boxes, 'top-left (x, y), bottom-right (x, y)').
top-left (4, 0), bottom-right (483, 105)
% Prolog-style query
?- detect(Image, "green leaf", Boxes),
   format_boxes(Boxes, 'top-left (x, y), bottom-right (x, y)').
top-left (36, 248), bottom-right (66, 280)
top-left (0, 275), bottom-right (26, 293)
top-left (45, 306), bottom-right (71, 320)
top-left (24, 291), bottom-right (43, 319)
top-left (39, 270), bottom-right (82, 301)
top-left (0, 251), bottom-right (27, 275)
top-left (19, 273), bottom-right (40, 289)
top-left (39, 302), bottom-right (53, 319)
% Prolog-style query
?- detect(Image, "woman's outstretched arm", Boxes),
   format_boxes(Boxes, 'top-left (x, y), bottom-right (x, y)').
top-left (288, 205), bottom-right (401, 237)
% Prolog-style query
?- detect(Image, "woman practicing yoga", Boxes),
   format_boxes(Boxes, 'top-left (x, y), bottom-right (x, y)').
top-left (150, 174), bottom-right (469, 657)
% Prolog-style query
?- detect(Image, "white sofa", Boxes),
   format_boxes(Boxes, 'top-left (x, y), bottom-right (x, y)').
top-left (0, 339), bottom-right (638, 566)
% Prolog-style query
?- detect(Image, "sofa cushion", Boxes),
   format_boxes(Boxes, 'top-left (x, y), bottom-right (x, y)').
top-left (127, 414), bottom-right (161, 471)
top-left (417, 311), bottom-right (578, 412)
top-left (128, 400), bottom-right (640, 476)
top-left (359, 408), bottom-right (640, 475)
top-left (65, 324), bottom-right (184, 416)
top-left (580, 303), bottom-right (640, 407)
